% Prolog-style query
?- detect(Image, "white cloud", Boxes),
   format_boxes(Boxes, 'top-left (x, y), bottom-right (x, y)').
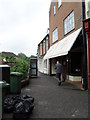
top-left (0, 0), bottom-right (51, 57)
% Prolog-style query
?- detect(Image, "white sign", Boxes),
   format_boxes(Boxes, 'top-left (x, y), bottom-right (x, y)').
top-left (85, 0), bottom-right (90, 19)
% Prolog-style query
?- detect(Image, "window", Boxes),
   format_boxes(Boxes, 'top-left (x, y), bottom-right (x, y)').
top-left (43, 40), bottom-right (45, 54)
top-left (40, 43), bottom-right (42, 55)
top-left (54, 4), bottom-right (56, 15)
top-left (58, 0), bottom-right (62, 8)
top-left (44, 60), bottom-right (47, 68)
top-left (46, 37), bottom-right (49, 52)
top-left (38, 47), bottom-right (40, 55)
top-left (64, 11), bottom-right (75, 35)
top-left (52, 28), bottom-right (58, 43)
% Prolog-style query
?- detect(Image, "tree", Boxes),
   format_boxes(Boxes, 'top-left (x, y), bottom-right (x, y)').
top-left (18, 53), bottom-right (29, 63)
top-left (10, 55), bottom-right (29, 79)
top-left (1, 53), bottom-right (6, 59)
top-left (1, 52), bottom-right (29, 79)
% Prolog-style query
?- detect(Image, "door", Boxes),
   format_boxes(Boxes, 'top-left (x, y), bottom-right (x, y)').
top-left (30, 58), bottom-right (37, 77)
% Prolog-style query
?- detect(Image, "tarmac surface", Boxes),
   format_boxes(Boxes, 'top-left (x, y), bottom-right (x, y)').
top-left (3, 72), bottom-right (88, 119)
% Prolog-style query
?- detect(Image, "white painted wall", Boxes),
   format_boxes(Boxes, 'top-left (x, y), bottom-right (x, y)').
top-left (38, 58), bottom-right (44, 73)
top-left (69, 75), bottom-right (82, 81)
top-left (43, 59), bottom-right (50, 75)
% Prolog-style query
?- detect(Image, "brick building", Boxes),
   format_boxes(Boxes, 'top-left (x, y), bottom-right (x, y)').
top-left (37, 34), bottom-right (50, 74)
top-left (44, 1), bottom-right (84, 83)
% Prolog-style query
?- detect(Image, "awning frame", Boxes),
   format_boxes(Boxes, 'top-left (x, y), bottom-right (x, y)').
top-left (44, 28), bottom-right (82, 60)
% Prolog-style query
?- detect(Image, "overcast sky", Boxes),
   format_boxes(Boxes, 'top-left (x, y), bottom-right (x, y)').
top-left (0, 0), bottom-right (51, 57)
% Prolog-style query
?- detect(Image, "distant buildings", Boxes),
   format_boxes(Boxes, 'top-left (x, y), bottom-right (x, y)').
top-left (1, 52), bottom-right (18, 59)
top-left (37, 34), bottom-right (50, 74)
top-left (0, 52), bottom-right (18, 66)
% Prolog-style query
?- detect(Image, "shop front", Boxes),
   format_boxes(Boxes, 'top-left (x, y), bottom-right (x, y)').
top-left (44, 28), bottom-right (83, 83)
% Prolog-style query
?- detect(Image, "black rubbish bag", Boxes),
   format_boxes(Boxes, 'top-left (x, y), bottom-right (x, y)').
top-left (22, 94), bottom-right (34, 103)
top-left (22, 95), bottom-right (34, 114)
top-left (4, 96), bottom-right (16, 113)
top-left (4, 95), bottom-right (22, 113)
top-left (13, 100), bottom-right (34, 120)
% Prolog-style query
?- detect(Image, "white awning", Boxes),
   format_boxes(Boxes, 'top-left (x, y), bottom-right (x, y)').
top-left (44, 28), bottom-right (82, 60)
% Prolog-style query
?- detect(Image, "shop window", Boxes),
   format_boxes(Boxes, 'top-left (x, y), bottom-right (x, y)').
top-left (71, 53), bottom-right (81, 75)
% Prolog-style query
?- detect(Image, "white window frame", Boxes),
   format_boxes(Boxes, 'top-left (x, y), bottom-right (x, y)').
top-left (52, 28), bottom-right (58, 43)
top-left (46, 38), bottom-right (48, 52)
top-left (64, 11), bottom-right (75, 35)
top-left (44, 60), bottom-right (47, 68)
top-left (58, 0), bottom-right (62, 8)
top-left (43, 40), bottom-right (45, 54)
top-left (40, 43), bottom-right (42, 55)
top-left (54, 4), bottom-right (56, 15)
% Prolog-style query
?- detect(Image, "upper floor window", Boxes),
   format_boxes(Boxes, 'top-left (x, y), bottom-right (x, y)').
top-left (38, 46), bottom-right (40, 55)
top-left (46, 37), bottom-right (49, 52)
top-left (58, 0), bottom-right (62, 8)
top-left (43, 40), bottom-right (45, 54)
top-left (64, 11), bottom-right (75, 35)
top-left (52, 28), bottom-right (58, 43)
top-left (40, 43), bottom-right (42, 55)
top-left (54, 4), bottom-right (56, 15)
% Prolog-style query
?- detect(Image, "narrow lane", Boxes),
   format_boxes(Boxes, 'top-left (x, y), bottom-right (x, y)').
top-left (21, 73), bottom-right (88, 118)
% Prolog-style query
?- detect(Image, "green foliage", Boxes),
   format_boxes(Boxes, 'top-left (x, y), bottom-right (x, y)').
top-left (18, 53), bottom-right (30, 63)
top-left (30, 55), bottom-right (37, 59)
top-left (1, 52), bottom-right (29, 80)
top-left (7, 56), bottom-right (16, 62)
top-left (10, 57), bottom-right (29, 80)
top-left (1, 53), bottom-right (6, 59)
top-left (1, 53), bottom-right (16, 62)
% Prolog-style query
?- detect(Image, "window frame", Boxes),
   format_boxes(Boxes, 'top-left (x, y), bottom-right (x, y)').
top-left (58, 0), bottom-right (62, 8)
top-left (43, 40), bottom-right (45, 54)
top-left (46, 37), bottom-right (48, 52)
top-left (52, 28), bottom-right (58, 43)
top-left (44, 60), bottom-right (47, 68)
top-left (54, 4), bottom-right (56, 15)
top-left (40, 43), bottom-right (42, 55)
top-left (64, 11), bottom-right (75, 35)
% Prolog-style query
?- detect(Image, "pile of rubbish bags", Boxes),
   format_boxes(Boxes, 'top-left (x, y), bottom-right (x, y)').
top-left (4, 94), bottom-right (34, 119)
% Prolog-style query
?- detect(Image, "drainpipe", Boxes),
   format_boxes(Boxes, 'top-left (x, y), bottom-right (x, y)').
top-left (82, 1), bottom-right (88, 90)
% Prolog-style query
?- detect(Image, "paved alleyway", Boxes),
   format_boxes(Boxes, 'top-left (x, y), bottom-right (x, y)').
top-left (21, 73), bottom-right (88, 118)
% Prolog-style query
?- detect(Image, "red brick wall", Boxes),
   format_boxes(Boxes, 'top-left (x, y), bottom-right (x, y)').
top-left (49, 2), bottom-right (82, 46)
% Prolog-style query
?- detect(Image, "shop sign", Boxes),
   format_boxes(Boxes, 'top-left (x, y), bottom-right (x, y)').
top-left (85, 0), bottom-right (90, 19)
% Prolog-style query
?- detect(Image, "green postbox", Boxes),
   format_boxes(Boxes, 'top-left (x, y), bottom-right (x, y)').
top-left (10, 72), bottom-right (22, 94)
